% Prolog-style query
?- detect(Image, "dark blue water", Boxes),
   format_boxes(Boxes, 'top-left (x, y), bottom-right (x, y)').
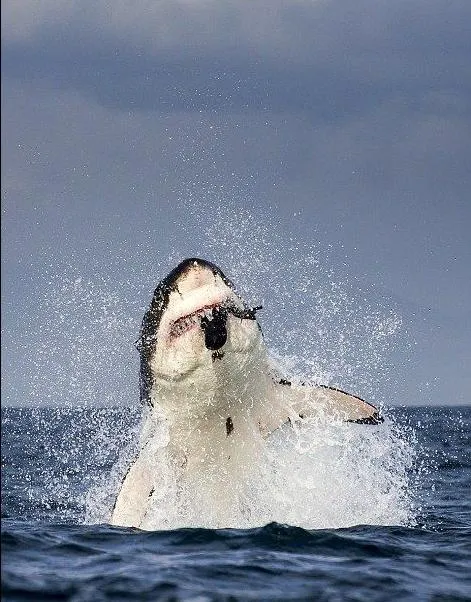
top-left (2, 406), bottom-right (471, 601)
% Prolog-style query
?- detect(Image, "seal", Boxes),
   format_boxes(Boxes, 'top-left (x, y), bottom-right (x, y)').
top-left (111, 258), bottom-right (382, 528)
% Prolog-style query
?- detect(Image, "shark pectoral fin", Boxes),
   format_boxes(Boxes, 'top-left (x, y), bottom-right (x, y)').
top-left (275, 381), bottom-right (383, 425)
top-left (111, 440), bottom-right (159, 528)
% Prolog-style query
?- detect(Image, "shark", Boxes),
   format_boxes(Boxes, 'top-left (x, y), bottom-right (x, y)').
top-left (111, 258), bottom-right (382, 528)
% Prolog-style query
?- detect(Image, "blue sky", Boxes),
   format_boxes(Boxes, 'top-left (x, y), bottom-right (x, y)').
top-left (2, 0), bottom-right (470, 406)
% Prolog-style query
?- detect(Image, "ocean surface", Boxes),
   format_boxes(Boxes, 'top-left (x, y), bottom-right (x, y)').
top-left (2, 405), bottom-right (470, 601)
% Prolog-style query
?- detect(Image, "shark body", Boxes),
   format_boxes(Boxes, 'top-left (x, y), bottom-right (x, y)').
top-left (111, 258), bottom-right (382, 528)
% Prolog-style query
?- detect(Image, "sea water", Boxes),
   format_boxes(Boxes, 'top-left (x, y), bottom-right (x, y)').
top-left (2, 405), bottom-right (470, 601)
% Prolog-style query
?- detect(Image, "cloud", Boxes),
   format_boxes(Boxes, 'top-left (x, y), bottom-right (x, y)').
top-left (2, 0), bottom-right (470, 406)
top-left (3, 0), bottom-right (470, 117)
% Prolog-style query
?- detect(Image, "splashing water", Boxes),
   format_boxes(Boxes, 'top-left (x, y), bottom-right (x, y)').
top-left (4, 198), bottom-right (419, 529)
top-left (3, 404), bottom-right (418, 529)
top-left (108, 412), bottom-right (417, 530)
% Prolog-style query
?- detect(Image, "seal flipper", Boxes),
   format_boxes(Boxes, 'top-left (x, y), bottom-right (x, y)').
top-left (274, 380), bottom-right (383, 425)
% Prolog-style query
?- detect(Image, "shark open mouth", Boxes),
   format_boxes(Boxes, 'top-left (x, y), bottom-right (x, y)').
top-left (169, 302), bottom-right (263, 350)
top-left (169, 303), bottom-right (223, 340)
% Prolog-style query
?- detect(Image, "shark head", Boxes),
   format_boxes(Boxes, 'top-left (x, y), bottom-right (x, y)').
top-left (136, 258), bottom-right (264, 407)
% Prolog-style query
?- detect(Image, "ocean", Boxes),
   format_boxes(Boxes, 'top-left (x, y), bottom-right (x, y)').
top-left (1, 405), bottom-right (470, 601)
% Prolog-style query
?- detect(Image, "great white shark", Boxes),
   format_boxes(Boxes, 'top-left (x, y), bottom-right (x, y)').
top-left (111, 258), bottom-right (382, 528)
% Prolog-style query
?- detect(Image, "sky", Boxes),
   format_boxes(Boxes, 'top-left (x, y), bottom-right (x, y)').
top-left (2, 0), bottom-right (470, 407)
